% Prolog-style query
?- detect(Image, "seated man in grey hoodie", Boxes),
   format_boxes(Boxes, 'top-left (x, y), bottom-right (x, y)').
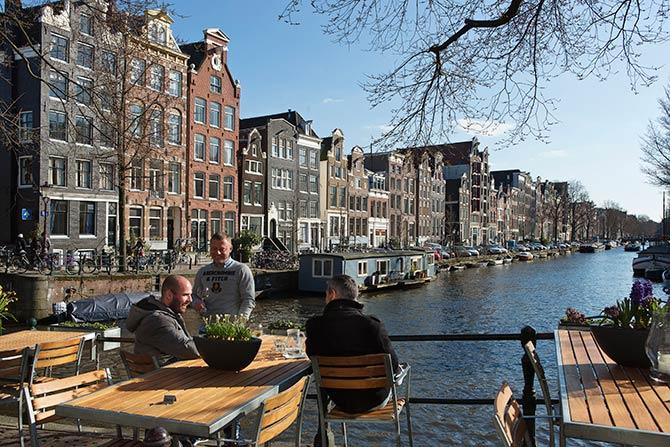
top-left (127, 274), bottom-right (199, 361)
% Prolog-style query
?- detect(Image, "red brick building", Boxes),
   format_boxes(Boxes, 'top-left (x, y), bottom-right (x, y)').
top-left (181, 29), bottom-right (240, 249)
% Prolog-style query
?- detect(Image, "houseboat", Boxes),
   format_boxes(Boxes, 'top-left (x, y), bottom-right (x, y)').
top-left (632, 243), bottom-right (670, 276)
top-left (298, 250), bottom-right (437, 293)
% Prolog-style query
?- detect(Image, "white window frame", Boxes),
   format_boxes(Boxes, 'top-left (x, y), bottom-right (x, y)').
top-left (209, 137), bottom-right (221, 164)
top-left (223, 140), bottom-right (234, 166)
top-left (245, 160), bottom-right (262, 175)
top-left (208, 174), bottom-right (220, 200)
top-left (194, 134), bottom-right (206, 161)
top-left (194, 97), bottom-right (206, 124)
top-left (357, 261), bottom-right (368, 276)
top-left (376, 259), bottom-right (389, 275)
top-left (194, 172), bottom-right (205, 198)
top-left (19, 111), bottom-right (33, 142)
top-left (312, 258), bottom-right (333, 278)
top-left (18, 156), bottom-right (32, 188)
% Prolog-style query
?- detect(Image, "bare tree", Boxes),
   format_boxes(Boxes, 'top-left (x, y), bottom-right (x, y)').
top-left (566, 180), bottom-right (591, 240)
top-left (282, 1), bottom-right (668, 148)
top-left (641, 84), bottom-right (670, 187)
top-left (601, 200), bottom-right (626, 239)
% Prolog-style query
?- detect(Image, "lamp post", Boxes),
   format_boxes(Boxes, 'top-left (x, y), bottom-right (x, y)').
top-left (39, 182), bottom-right (50, 255)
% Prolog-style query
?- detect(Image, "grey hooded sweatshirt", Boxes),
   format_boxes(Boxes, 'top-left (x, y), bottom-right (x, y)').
top-left (192, 258), bottom-right (255, 318)
top-left (126, 296), bottom-right (199, 360)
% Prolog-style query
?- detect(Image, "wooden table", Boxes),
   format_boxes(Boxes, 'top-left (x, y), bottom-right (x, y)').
top-left (556, 329), bottom-right (670, 446)
top-left (56, 336), bottom-right (311, 438)
top-left (0, 329), bottom-right (94, 351)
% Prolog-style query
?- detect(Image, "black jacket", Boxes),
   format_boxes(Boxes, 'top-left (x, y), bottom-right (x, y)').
top-left (306, 299), bottom-right (399, 413)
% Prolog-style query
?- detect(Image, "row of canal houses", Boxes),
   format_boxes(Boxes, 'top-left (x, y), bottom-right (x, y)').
top-left (0, 1), bottom-right (568, 255)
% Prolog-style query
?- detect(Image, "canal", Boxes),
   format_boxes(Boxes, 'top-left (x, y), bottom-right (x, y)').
top-left (253, 248), bottom-right (664, 446)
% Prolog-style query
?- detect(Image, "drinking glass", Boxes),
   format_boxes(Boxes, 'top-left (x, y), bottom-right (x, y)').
top-left (273, 338), bottom-right (287, 354)
top-left (285, 329), bottom-right (306, 358)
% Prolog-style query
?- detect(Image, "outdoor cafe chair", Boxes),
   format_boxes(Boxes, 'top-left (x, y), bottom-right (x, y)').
top-left (523, 341), bottom-right (564, 447)
top-left (29, 337), bottom-right (85, 385)
top-left (23, 368), bottom-right (121, 447)
top-left (0, 347), bottom-right (29, 446)
top-left (215, 375), bottom-right (311, 447)
top-left (119, 350), bottom-right (160, 379)
top-left (311, 354), bottom-right (413, 447)
top-left (493, 381), bottom-right (533, 447)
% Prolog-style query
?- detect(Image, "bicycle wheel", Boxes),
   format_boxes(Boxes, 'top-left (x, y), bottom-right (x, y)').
top-left (81, 258), bottom-right (97, 275)
top-left (36, 258), bottom-right (52, 275)
top-left (65, 260), bottom-right (80, 275)
top-left (10, 256), bottom-right (28, 274)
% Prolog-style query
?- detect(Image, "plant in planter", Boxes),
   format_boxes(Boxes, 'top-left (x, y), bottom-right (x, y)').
top-left (232, 230), bottom-right (262, 263)
top-left (0, 286), bottom-right (16, 334)
top-left (194, 315), bottom-right (262, 371)
top-left (267, 319), bottom-right (303, 335)
top-left (561, 279), bottom-right (667, 367)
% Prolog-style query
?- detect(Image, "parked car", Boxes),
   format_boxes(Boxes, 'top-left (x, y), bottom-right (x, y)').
top-left (464, 246), bottom-right (480, 256)
top-left (453, 245), bottom-right (474, 257)
top-left (483, 244), bottom-right (507, 254)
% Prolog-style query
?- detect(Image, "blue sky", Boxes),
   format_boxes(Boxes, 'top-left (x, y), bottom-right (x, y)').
top-left (172, 0), bottom-right (669, 221)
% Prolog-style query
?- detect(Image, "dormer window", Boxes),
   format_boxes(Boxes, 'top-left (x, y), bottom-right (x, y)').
top-left (149, 23), bottom-right (167, 45)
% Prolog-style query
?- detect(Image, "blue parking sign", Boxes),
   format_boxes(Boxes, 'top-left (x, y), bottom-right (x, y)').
top-left (21, 208), bottom-right (33, 221)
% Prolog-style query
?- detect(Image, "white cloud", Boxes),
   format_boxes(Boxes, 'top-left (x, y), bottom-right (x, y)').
top-left (456, 118), bottom-right (513, 137)
top-left (322, 98), bottom-right (344, 104)
top-left (540, 149), bottom-right (568, 158)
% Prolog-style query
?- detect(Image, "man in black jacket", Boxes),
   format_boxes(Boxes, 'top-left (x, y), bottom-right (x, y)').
top-left (306, 274), bottom-right (400, 413)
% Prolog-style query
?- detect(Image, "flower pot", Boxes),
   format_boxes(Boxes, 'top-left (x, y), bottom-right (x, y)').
top-left (193, 336), bottom-right (262, 371)
top-left (591, 326), bottom-right (651, 368)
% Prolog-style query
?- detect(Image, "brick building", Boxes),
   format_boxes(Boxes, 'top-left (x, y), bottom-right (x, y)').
top-left (347, 146), bottom-right (369, 247)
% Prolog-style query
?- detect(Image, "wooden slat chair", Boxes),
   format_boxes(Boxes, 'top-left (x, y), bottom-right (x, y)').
top-left (493, 382), bottom-right (533, 447)
top-left (311, 354), bottom-right (413, 447)
top-left (215, 375), bottom-right (311, 447)
top-left (119, 350), bottom-right (160, 379)
top-left (29, 337), bottom-right (85, 384)
top-left (23, 368), bottom-right (119, 447)
top-left (523, 341), bottom-right (564, 447)
top-left (0, 347), bottom-right (29, 446)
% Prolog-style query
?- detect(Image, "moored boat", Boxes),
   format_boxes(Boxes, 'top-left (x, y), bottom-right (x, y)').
top-left (516, 251), bottom-right (534, 261)
top-left (488, 259), bottom-right (504, 266)
top-left (632, 243), bottom-right (670, 276)
top-left (624, 242), bottom-right (641, 252)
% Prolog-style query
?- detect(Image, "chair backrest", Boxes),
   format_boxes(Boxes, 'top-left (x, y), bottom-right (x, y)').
top-left (119, 350), bottom-right (160, 379)
top-left (0, 347), bottom-right (27, 384)
top-left (523, 341), bottom-right (553, 416)
top-left (311, 354), bottom-right (394, 390)
top-left (24, 368), bottom-right (112, 427)
top-left (255, 375), bottom-right (310, 445)
top-left (493, 382), bottom-right (531, 447)
top-left (30, 337), bottom-right (84, 382)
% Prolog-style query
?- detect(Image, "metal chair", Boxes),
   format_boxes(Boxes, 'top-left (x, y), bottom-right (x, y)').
top-left (0, 347), bottom-right (29, 446)
top-left (311, 354), bottom-right (413, 447)
top-left (524, 341), bottom-right (564, 447)
top-left (494, 381), bottom-right (533, 447)
top-left (119, 350), bottom-right (160, 379)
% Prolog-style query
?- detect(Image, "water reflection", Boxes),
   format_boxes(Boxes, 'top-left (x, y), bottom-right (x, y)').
top-left (254, 249), bottom-right (662, 446)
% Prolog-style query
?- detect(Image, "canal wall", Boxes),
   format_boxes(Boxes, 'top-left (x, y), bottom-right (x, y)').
top-left (0, 269), bottom-right (298, 321)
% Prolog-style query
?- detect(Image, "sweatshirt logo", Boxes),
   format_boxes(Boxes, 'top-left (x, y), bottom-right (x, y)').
top-left (211, 282), bottom-right (222, 293)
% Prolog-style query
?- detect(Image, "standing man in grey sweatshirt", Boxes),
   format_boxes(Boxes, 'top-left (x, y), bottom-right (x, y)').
top-left (192, 233), bottom-right (255, 318)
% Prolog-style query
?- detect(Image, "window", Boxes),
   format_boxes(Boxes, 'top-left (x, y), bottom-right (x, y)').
top-left (149, 108), bottom-right (163, 146)
top-left (309, 201), bottom-right (317, 218)
top-left (18, 156), bottom-right (32, 187)
top-left (251, 143), bottom-right (258, 156)
top-left (253, 182), bottom-right (263, 205)
top-left (376, 260), bottom-right (389, 275)
top-left (271, 168), bottom-right (293, 189)
top-left (299, 148), bottom-right (307, 166)
top-left (101, 51), bottom-right (116, 74)
top-left (130, 59), bottom-right (145, 84)
top-left (208, 174), bottom-right (219, 199)
top-left (271, 137), bottom-right (278, 157)
top-left (48, 71), bottom-right (67, 99)
top-left (75, 116), bottom-right (92, 144)
top-left (313, 259), bottom-right (333, 278)
top-left (299, 173), bottom-right (307, 192)
top-left (285, 140), bottom-right (294, 160)
top-left (210, 211), bottom-right (222, 237)
top-left (76, 160), bottom-right (92, 188)
top-left (149, 208), bottom-right (162, 240)
top-left (224, 106), bottom-right (235, 130)
top-left (194, 134), bottom-right (205, 161)
top-left (209, 137), bottom-right (220, 163)
top-left (130, 160), bottom-right (143, 190)
top-left (50, 200), bottom-right (68, 235)
top-left (148, 23), bottom-right (167, 45)
top-left (223, 176), bottom-right (234, 201)
top-left (194, 173), bottom-right (205, 198)
top-left (50, 34), bottom-right (69, 62)
top-left (167, 111), bottom-right (181, 144)
top-left (223, 140), bottom-right (234, 166)
top-left (49, 157), bottom-right (66, 186)
top-left (210, 75), bottom-right (221, 93)
top-left (168, 70), bottom-right (182, 96)
top-left (329, 216), bottom-right (340, 236)
top-left (100, 163), bottom-right (114, 190)
top-left (329, 186), bottom-right (337, 207)
top-left (74, 77), bottom-right (92, 104)
top-left (194, 98), bottom-right (206, 123)
top-left (149, 64), bottom-right (164, 91)
top-left (243, 181), bottom-right (252, 204)
top-left (79, 202), bottom-right (95, 235)
top-left (79, 14), bottom-right (93, 35)
top-left (129, 207), bottom-right (143, 238)
top-left (245, 160), bottom-right (262, 174)
top-left (130, 104), bottom-right (143, 137)
top-left (76, 43), bottom-right (93, 69)
top-left (299, 200), bottom-right (307, 218)
top-left (309, 174), bottom-right (318, 194)
top-left (148, 160), bottom-right (162, 193)
top-left (168, 163), bottom-right (180, 193)
top-left (357, 261), bottom-right (368, 276)
top-left (210, 102), bottom-right (221, 128)
top-left (309, 150), bottom-right (318, 169)
top-left (19, 111), bottom-right (33, 142)
top-left (224, 212), bottom-right (235, 237)
top-left (49, 111), bottom-right (67, 140)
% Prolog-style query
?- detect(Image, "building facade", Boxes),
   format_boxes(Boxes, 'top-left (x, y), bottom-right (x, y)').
top-left (347, 146), bottom-right (369, 247)
top-left (238, 128), bottom-right (265, 238)
top-left (320, 129), bottom-right (348, 249)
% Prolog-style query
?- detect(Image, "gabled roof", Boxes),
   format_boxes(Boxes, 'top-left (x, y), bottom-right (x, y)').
top-left (399, 141), bottom-right (479, 166)
top-left (240, 110), bottom-right (319, 138)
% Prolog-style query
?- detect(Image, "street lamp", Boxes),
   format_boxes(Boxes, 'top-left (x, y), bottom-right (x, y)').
top-left (39, 182), bottom-right (50, 255)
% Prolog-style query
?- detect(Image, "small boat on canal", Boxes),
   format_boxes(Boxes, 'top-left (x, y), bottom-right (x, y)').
top-left (516, 251), bottom-right (534, 261)
top-left (579, 242), bottom-right (605, 253)
top-left (624, 242), bottom-right (641, 252)
top-left (298, 249), bottom-right (437, 293)
top-left (632, 243), bottom-right (670, 276)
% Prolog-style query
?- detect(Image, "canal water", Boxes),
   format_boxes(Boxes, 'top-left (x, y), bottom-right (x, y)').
top-left (252, 248), bottom-right (665, 446)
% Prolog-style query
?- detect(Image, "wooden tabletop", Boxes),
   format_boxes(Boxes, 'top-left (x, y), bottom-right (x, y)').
top-left (0, 329), bottom-right (93, 352)
top-left (556, 329), bottom-right (670, 446)
top-left (56, 336), bottom-right (311, 438)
